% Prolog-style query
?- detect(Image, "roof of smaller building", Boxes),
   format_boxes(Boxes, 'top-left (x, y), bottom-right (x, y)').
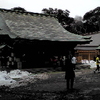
top-left (82, 32), bottom-right (100, 46)
top-left (96, 46), bottom-right (100, 50)
top-left (75, 32), bottom-right (100, 50)
top-left (0, 8), bottom-right (91, 43)
top-left (0, 44), bottom-right (13, 49)
top-left (75, 45), bottom-right (98, 50)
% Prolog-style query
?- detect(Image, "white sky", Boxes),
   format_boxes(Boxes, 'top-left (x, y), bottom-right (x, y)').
top-left (0, 0), bottom-right (100, 17)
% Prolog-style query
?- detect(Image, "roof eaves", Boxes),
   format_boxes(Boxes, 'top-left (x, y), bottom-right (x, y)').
top-left (96, 46), bottom-right (100, 50)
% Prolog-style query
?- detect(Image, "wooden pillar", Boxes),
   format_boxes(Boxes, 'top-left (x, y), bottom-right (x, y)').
top-left (17, 61), bottom-right (22, 69)
top-left (98, 50), bottom-right (100, 55)
top-left (88, 52), bottom-right (90, 61)
top-left (16, 58), bottom-right (22, 69)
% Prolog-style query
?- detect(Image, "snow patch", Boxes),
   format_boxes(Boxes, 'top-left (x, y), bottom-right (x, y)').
top-left (81, 60), bottom-right (96, 68)
top-left (0, 71), bottom-right (16, 86)
top-left (0, 69), bottom-right (48, 87)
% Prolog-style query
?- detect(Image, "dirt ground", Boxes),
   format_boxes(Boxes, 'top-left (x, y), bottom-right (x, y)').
top-left (0, 68), bottom-right (100, 100)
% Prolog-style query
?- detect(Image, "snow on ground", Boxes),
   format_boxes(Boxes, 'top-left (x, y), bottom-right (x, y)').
top-left (0, 71), bottom-right (16, 86)
top-left (0, 69), bottom-right (49, 88)
top-left (81, 60), bottom-right (97, 68)
top-left (0, 60), bottom-right (97, 87)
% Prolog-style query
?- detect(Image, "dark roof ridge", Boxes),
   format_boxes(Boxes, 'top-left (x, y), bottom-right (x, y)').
top-left (0, 8), bottom-right (55, 18)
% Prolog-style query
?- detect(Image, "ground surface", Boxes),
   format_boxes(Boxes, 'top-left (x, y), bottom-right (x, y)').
top-left (0, 68), bottom-right (100, 100)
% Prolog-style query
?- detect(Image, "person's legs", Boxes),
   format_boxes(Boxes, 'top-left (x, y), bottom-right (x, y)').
top-left (67, 78), bottom-right (74, 90)
top-left (66, 79), bottom-right (70, 90)
top-left (95, 65), bottom-right (99, 71)
top-left (71, 78), bottom-right (74, 89)
top-left (94, 65), bottom-right (99, 73)
top-left (97, 65), bottom-right (99, 71)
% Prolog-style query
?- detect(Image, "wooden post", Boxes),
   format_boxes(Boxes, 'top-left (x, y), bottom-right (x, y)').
top-left (88, 52), bottom-right (90, 61)
top-left (16, 58), bottom-right (22, 69)
top-left (17, 61), bottom-right (22, 69)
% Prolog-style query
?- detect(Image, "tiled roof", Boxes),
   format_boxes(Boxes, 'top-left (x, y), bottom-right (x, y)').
top-left (96, 46), bottom-right (100, 50)
top-left (0, 8), bottom-right (91, 43)
top-left (83, 32), bottom-right (100, 46)
top-left (75, 45), bottom-right (98, 50)
top-left (75, 32), bottom-right (100, 50)
top-left (0, 14), bottom-right (16, 38)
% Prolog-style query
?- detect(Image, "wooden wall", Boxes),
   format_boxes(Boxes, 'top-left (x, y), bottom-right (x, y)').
top-left (75, 50), bottom-right (99, 62)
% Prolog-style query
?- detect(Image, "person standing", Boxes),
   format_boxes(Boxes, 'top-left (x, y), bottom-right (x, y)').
top-left (71, 56), bottom-right (77, 70)
top-left (94, 55), bottom-right (100, 73)
top-left (65, 57), bottom-right (75, 90)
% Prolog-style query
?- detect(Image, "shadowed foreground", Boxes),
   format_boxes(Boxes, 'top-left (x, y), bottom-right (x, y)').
top-left (0, 68), bottom-right (100, 100)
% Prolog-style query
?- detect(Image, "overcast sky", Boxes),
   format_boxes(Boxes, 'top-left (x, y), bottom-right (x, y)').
top-left (0, 0), bottom-right (100, 17)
